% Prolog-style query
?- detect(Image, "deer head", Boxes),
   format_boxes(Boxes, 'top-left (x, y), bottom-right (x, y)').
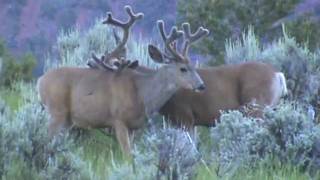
top-left (87, 5), bottom-right (143, 71)
top-left (148, 20), bottom-right (209, 91)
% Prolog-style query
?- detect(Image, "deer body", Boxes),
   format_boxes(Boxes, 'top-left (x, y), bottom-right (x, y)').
top-left (38, 64), bottom-right (204, 154)
top-left (160, 61), bottom-right (286, 128)
top-left (38, 68), bottom-right (143, 130)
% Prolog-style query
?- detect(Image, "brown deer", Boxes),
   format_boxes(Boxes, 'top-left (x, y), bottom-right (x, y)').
top-left (159, 61), bottom-right (287, 131)
top-left (37, 6), bottom-right (209, 154)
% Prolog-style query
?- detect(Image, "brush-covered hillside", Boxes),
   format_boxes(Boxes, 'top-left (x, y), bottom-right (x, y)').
top-left (1, 0), bottom-right (320, 179)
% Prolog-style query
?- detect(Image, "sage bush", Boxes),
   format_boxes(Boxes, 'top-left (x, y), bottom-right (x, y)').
top-left (210, 103), bottom-right (320, 177)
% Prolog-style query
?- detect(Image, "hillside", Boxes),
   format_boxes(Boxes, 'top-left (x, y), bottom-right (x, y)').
top-left (0, 0), bottom-right (176, 66)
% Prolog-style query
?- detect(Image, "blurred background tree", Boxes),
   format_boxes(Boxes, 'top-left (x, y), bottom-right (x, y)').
top-left (0, 39), bottom-right (36, 88)
top-left (178, 0), bottom-right (320, 64)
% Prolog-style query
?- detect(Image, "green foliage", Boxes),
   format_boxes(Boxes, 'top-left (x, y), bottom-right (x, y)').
top-left (285, 15), bottom-right (320, 51)
top-left (196, 160), bottom-right (311, 180)
top-left (178, 0), bottom-right (320, 64)
top-left (0, 88), bottom-right (21, 111)
top-left (0, 39), bottom-right (36, 88)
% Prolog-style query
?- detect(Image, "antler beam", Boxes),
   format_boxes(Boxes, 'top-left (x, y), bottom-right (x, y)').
top-left (89, 5), bottom-right (143, 72)
top-left (156, 20), bottom-right (209, 63)
top-left (102, 5), bottom-right (144, 60)
top-left (157, 20), bottom-right (184, 61)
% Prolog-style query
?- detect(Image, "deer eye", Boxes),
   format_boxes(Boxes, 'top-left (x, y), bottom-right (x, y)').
top-left (180, 67), bottom-right (188, 73)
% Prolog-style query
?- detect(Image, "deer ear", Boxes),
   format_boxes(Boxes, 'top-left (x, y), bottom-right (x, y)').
top-left (148, 44), bottom-right (165, 63)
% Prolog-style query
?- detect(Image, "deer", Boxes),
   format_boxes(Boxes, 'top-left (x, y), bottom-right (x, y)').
top-left (88, 23), bottom-right (288, 138)
top-left (91, 22), bottom-right (288, 138)
top-left (129, 62), bottom-right (287, 138)
top-left (159, 61), bottom-right (287, 132)
top-left (37, 5), bottom-right (209, 155)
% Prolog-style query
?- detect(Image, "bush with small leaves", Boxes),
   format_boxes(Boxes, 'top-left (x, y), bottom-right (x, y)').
top-left (0, 84), bottom-right (90, 179)
top-left (210, 103), bottom-right (320, 176)
top-left (108, 127), bottom-right (200, 179)
top-left (49, 18), bottom-right (155, 70)
top-left (143, 127), bottom-right (200, 179)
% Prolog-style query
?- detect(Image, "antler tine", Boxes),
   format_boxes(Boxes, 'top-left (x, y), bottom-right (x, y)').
top-left (102, 5), bottom-right (144, 61)
top-left (103, 12), bottom-right (125, 27)
top-left (157, 20), bottom-right (184, 60)
top-left (182, 23), bottom-right (209, 42)
top-left (182, 22), bottom-right (209, 56)
top-left (124, 5), bottom-right (144, 28)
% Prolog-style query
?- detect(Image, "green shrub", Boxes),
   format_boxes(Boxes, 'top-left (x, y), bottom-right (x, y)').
top-left (178, 0), bottom-right (320, 64)
top-left (0, 39), bottom-right (36, 88)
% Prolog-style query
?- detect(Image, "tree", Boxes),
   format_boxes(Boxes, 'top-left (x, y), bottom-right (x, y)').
top-left (178, 0), bottom-right (320, 64)
top-left (0, 39), bottom-right (36, 88)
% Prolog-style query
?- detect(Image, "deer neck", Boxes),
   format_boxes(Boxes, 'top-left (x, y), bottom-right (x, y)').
top-left (135, 67), bottom-right (179, 118)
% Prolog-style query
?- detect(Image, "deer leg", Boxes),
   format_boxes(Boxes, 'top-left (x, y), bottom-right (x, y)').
top-left (47, 108), bottom-right (69, 137)
top-left (114, 121), bottom-right (131, 155)
top-left (129, 130), bottom-right (135, 144)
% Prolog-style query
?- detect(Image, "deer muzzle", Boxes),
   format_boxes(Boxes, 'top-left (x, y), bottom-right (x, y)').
top-left (194, 83), bottom-right (206, 92)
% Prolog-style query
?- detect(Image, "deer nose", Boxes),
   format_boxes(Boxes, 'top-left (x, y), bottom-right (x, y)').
top-left (196, 84), bottom-right (206, 91)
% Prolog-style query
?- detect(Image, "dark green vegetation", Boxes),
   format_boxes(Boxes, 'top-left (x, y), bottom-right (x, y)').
top-left (178, 0), bottom-right (320, 64)
top-left (0, 39), bottom-right (36, 88)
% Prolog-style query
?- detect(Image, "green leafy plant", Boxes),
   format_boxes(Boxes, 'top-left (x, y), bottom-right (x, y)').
top-left (0, 39), bottom-right (36, 88)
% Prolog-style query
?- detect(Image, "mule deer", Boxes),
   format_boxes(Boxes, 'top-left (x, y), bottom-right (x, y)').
top-left (89, 23), bottom-right (288, 136)
top-left (37, 6), bottom-right (209, 154)
top-left (159, 61), bottom-right (287, 132)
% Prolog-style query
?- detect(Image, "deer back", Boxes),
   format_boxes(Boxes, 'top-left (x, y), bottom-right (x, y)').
top-left (38, 67), bottom-right (146, 129)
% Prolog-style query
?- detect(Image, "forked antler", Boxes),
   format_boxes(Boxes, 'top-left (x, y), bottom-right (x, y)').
top-left (157, 20), bottom-right (184, 62)
top-left (181, 23), bottom-right (209, 57)
top-left (88, 5), bottom-right (143, 71)
top-left (157, 20), bottom-right (209, 63)
top-left (103, 5), bottom-right (143, 61)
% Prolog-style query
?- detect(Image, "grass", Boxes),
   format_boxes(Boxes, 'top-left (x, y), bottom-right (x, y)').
top-left (195, 161), bottom-right (314, 180)
top-left (64, 124), bottom-right (320, 179)
top-left (70, 129), bottom-right (132, 179)
top-left (0, 87), bottom-right (21, 111)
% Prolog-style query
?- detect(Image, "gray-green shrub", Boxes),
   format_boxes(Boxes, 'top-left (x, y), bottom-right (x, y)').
top-left (210, 103), bottom-right (320, 177)
top-left (108, 126), bottom-right (200, 180)
top-left (0, 83), bottom-right (90, 179)
top-left (46, 18), bottom-right (156, 70)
